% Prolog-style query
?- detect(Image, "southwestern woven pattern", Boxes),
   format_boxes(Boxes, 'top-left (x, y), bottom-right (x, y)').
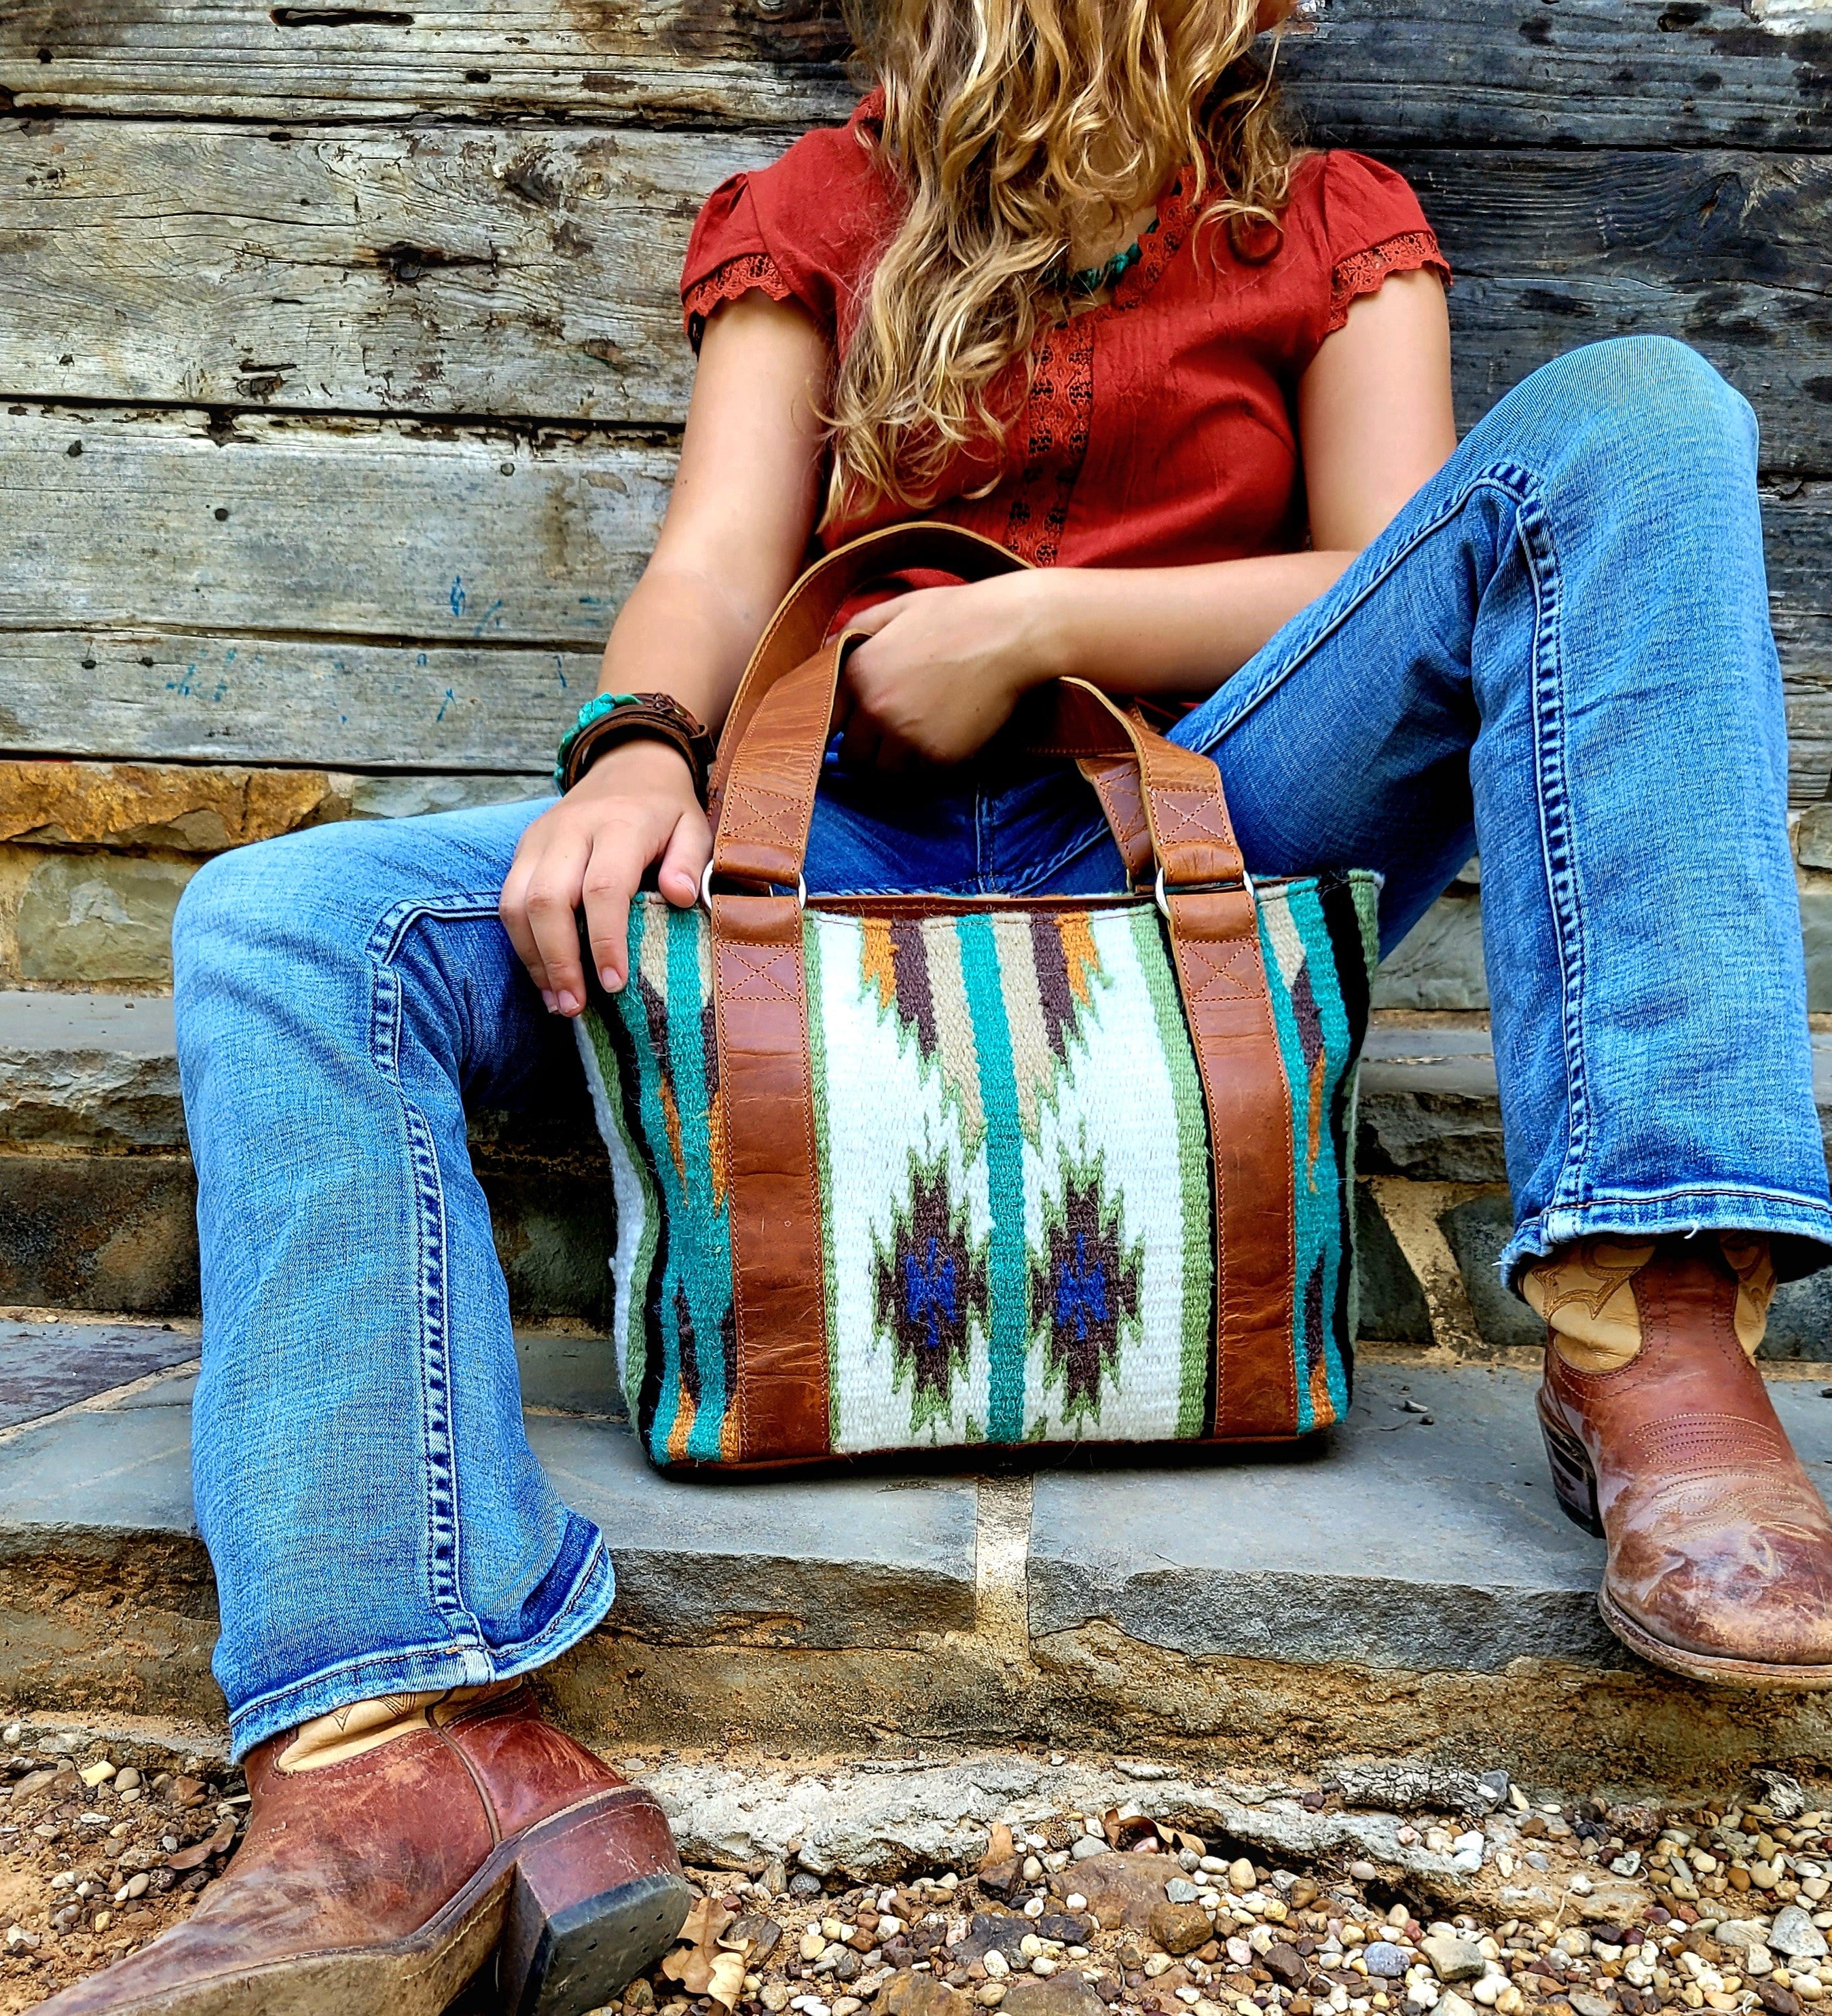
top-left (579, 873), bottom-right (1378, 1467)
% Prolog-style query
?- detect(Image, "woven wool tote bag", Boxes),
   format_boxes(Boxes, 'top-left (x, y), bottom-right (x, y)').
top-left (577, 524), bottom-right (1379, 1471)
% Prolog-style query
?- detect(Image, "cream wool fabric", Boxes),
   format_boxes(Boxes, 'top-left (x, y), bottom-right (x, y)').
top-left (1523, 1234), bottom-right (1775, 1372)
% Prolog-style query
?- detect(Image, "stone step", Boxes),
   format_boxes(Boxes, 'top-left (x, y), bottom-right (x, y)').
top-left (5, 1313), bottom-right (1832, 1784)
top-left (0, 987), bottom-right (616, 1325)
top-left (6, 989), bottom-right (1832, 1355)
top-left (10, 765), bottom-right (1832, 1019)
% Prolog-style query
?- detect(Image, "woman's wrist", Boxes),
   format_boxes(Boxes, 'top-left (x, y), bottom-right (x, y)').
top-left (557, 689), bottom-right (715, 798)
top-left (1005, 568), bottom-right (1078, 691)
top-left (564, 734), bottom-right (701, 806)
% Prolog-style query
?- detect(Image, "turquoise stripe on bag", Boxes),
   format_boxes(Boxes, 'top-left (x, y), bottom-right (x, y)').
top-left (664, 904), bottom-right (732, 1463)
top-left (955, 913), bottom-right (1028, 1443)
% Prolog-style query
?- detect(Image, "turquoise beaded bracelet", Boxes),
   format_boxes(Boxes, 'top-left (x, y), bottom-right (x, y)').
top-left (553, 691), bottom-right (640, 790)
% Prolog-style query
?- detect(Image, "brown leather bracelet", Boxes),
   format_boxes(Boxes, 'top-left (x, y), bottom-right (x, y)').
top-left (561, 695), bottom-right (715, 803)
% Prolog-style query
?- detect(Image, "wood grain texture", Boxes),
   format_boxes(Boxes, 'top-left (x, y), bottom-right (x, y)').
top-left (0, 405), bottom-right (672, 645)
top-left (0, 0), bottom-right (856, 125)
top-left (1410, 148), bottom-right (1832, 480)
top-left (0, 629), bottom-right (587, 772)
top-left (1281, 0), bottom-right (1832, 152)
top-left (0, 405), bottom-right (1826, 796)
top-left (5, 0), bottom-right (1829, 144)
top-left (0, 122), bottom-right (773, 424)
top-left (7, 124), bottom-right (1832, 473)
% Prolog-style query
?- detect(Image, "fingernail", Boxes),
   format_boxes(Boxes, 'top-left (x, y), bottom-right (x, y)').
top-left (541, 989), bottom-right (558, 1013)
top-left (557, 990), bottom-right (580, 1015)
top-left (600, 966), bottom-right (623, 993)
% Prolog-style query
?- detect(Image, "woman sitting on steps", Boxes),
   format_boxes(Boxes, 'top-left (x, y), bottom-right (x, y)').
top-left (49, 0), bottom-right (1832, 2010)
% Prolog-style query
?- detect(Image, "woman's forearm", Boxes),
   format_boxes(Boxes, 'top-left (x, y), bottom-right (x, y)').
top-left (596, 559), bottom-right (777, 734)
top-left (593, 294), bottom-right (831, 734)
top-left (1024, 550), bottom-right (1357, 695)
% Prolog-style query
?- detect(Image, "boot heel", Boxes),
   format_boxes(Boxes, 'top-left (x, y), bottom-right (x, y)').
top-left (1539, 1402), bottom-right (1605, 1538)
top-left (500, 1796), bottom-right (693, 2016)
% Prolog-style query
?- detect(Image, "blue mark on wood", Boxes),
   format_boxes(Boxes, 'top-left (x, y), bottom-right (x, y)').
top-left (435, 688), bottom-right (456, 723)
top-left (554, 655), bottom-right (568, 691)
top-left (471, 597), bottom-right (504, 638)
top-left (450, 574), bottom-right (466, 619)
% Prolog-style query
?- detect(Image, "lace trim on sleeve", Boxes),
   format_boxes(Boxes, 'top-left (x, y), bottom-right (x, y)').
top-left (1326, 229), bottom-right (1451, 333)
top-left (684, 251), bottom-right (794, 350)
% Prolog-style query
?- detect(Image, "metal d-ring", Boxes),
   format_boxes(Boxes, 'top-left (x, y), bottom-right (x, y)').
top-left (1154, 864), bottom-right (1256, 921)
top-left (699, 860), bottom-right (808, 915)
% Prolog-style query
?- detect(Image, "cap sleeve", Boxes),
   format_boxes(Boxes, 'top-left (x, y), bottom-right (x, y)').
top-left (680, 100), bottom-right (901, 352)
top-left (1317, 151), bottom-right (1451, 333)
top-left (680, 172), bottom-right (796, 352)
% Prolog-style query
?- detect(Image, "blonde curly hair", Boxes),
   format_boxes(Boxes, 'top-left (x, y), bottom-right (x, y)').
top-left (826, 0), bottom-right (1301, 519)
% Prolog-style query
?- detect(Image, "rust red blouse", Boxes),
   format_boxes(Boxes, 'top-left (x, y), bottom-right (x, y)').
top-left (680, 90), bottom-right (1449, 571)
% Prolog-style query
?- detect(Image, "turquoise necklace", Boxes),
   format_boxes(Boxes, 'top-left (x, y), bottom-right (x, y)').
top-left (1067, 212), bottom-right (1157, 296)
top-left (1069, 238), bottom-right (1141, 295)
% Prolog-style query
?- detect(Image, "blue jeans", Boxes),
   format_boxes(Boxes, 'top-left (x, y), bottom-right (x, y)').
top-left (174, 336), bottom-right (1832, 1757)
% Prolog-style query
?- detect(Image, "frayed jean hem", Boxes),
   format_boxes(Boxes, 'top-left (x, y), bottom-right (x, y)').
top-left (223, 1527), bottom-right (618, 1763)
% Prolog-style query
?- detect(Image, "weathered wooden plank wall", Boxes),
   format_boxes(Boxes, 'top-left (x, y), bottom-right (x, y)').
top-left (1, 0), bottom-right (1829, 837)
top-left (6, 1), bottom-right (1829, 145)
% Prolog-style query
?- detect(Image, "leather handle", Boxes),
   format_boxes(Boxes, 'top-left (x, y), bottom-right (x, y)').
top-left (712, 629), bottom-right (1249, 902)
top-left (708, 521), bottom-right (1024, 825)
top-left (710, 631), bottom-right (867, 893)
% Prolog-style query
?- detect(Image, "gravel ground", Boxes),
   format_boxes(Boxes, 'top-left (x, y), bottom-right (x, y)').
top-left (0, 1720), bottom-right (246, 2013)
top-left (1, 1727), bottom-right (1827, 2016)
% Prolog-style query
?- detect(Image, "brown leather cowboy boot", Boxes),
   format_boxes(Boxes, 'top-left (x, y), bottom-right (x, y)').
top-left (1536, 1236), bottom-right (1832, 1687)
top-left (33, 1683), bottom-right (690, 2016)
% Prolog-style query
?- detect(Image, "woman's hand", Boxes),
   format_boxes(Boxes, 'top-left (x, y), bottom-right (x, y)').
top-left (499, 739), bottom-right (710, 1015)
top-left (838, 570), bottom-right (1056, 769)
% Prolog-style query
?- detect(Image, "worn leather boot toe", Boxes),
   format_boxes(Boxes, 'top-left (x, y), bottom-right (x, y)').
top-left (1537, 1239), bottom-right (1832, 1687)
top-left (33, 1684), bottom-right (690, 2016)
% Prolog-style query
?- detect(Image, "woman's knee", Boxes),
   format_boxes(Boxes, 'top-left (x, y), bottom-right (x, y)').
top-left (175, 799), bottom-right (537, 988)
top-left (1488, 335), bottom-right (1758, 483)
top-left (173, 822), bottom-right (387, 997)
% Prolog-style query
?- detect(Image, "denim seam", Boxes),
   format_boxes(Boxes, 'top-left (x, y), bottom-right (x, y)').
top-left (1503, 1191), bottom-right (1832, 1287)
top-left (225, 1528), bottom-right (617, 1755)
top-left (1531, 1181), bottom-right (1832, 1212)
top-left (1513, 478), bottom-right (1594, 1217)
top-left (361, 893), bottom-right (509, 1655)
top-left (1166, 458), bottom-right (1606, 1226)
top-left (1008, 814), bottom-right (1133, 897)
